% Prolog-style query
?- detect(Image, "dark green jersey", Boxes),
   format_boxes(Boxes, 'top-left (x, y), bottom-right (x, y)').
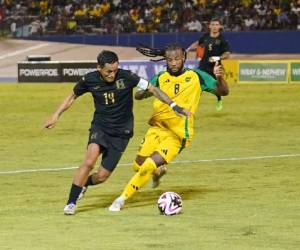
top-left (198, 33), bottom-right (230, 76)
top-left (73, 69), bottom-right (142, 138)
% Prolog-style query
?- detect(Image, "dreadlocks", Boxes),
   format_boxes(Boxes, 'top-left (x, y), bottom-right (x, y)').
top-left (136, 43), bottom-right (186, 62)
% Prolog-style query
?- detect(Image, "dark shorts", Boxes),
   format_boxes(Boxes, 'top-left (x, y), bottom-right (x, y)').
top-left (88, 127), bottom-right (130, 172)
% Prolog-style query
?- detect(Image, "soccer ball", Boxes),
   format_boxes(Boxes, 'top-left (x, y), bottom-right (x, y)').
top-left (157, 191), bottom-right (183, 216)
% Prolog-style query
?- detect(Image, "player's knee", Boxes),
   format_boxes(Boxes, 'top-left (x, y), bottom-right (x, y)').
top-left (150, 152), bottom-right (166, 166)
top-left (83, 159), bottom-right (96, 170)
top-left (135, 155), bottom-right (146, 166)
top-left (94, 171), bottom-right (110, 183)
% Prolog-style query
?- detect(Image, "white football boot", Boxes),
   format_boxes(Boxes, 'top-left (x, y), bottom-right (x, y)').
top-left (64, 203), bottom-right (76, 215)
top-left (108, 197), bottom-right (125, 212)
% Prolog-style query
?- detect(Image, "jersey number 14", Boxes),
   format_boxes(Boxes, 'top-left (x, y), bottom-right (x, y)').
top-left (103, 92), bottom-right (115, 105)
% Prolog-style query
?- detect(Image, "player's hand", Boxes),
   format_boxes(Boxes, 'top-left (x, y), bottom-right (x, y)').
top-left (209, 56), bottom-right (221, 63)
top-left (213, 61), bottom-right (223, 78)
top-left (171, 103), bottom-right (192, 117)
top-left (43, 113), bottom-right (59, 129)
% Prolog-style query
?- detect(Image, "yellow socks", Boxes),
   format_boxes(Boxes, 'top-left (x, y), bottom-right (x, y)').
top-left (121, 157), bottom-right (157, 200)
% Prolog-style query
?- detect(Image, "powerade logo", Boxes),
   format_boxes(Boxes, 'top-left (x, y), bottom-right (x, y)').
top-left (63, 68), bottom-right (95, 76)
top-left (19, 69), bottom-right (59, 77)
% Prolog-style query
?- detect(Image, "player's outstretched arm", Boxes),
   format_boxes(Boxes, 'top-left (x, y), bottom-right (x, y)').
top-left (134, 89), bottom-right (153, 100)
top-left (147, 85), bottom-right (191, 117)
top-left (43, 92), bottom-right (77, 129)
top-left (186, 41), bottom-right (199, 52)
top-left (213, 61), bottom-right (229, 96)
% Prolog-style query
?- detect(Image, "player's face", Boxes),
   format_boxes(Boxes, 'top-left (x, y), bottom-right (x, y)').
top-left (209, 21), bottom-right (221, 34)
top-left (165, 49), bottom-right (185, 74)
top-left (98, 61), bottom-right (119, 82)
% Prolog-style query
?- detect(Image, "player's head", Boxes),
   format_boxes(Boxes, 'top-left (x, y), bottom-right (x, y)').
top-left (164, 44), bottom-right (186, 75)
top-left (136, 43), bottom-right (185, 75)
top-left (97, 50), bottom-right (119, 83)
top-left (209, 18), bottom-right (222, 34)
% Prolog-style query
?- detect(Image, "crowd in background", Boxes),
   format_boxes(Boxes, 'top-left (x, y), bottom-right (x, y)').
top-left (0, 0), bottom-right (299, 37)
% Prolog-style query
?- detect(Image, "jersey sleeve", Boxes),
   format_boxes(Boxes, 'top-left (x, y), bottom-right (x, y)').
top-left (73, 76), bottom-right (88, 96)
top-left (149, 74), bottom-right (159, 87)
top-left (198, 34), bottom-right (205, 46)
top-left (124, 70), bottom-right (141, 87)
top-left (149, 71), bottom-right (166, 87)
top-left (221, 38), bottom-right (230, 54)
top-left (194, 69), bottom-right (217, 94)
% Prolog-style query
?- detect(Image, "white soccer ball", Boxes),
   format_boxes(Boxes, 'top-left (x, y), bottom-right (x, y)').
top-left (157, 191), bottom-right (183, 216)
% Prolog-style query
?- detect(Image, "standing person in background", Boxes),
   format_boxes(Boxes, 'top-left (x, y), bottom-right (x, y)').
top-left (187, 18), bottom-right (230, 111)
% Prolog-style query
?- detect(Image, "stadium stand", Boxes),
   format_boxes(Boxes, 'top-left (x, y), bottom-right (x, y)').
top-left (0, 0), bottom-right (299, 37)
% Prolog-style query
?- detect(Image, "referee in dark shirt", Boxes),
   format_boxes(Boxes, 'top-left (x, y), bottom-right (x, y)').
top-left (44, 50), bottom-right (189, 215)
top-left (187, 18), bottom-right (230, 111)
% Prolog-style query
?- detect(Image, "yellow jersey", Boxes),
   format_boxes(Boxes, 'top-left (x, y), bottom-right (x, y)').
top-left (149, 68), bottom-right (217, 140)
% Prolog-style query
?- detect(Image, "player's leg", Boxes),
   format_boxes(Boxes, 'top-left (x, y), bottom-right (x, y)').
top-left (109, 152), bottom-right (166, 212)
top-left (216, 94), bottom-right (223, 111)
top-left (131, 128), bottom-right (167, 187)
top-left (202, 66), bottom-right (223, 111)
top-left (86, 135), bottom-right (129, 186)
top-left (109, 129), bottom-right (185, 211)
top-left (130, 128), bottom-right (159, 172)
top-left (64, 143), bottom-right (101, 215)
top-left (151, 134), bottom-right (188, 188)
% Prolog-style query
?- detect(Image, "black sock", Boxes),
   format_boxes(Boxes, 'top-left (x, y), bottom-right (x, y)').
top-left (67, 183), bottom-right (83, 205)
top-left (217, 95), bottom-right (222, 101)
top-left (85, 175), bottom-right (95, 187)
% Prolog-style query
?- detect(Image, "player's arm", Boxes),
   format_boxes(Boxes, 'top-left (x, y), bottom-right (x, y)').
top-left (221, 51), bottom-right (230, 60)
top-left (186, 41), bottom-right (201, 52)
top-left (134, 89), bottom-right (153, 100)
top-left (43, 92), bottom-right (77, 129)
top-left (148, 84), bottom-right (191, 116)
top-left (213, 61), bottom-right (229, 96)
top-left (136, 78), bottom-right (191, 116)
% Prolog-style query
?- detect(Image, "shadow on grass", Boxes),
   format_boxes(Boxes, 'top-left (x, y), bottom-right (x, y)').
top-left (77, 186), bottom-right (218, 213)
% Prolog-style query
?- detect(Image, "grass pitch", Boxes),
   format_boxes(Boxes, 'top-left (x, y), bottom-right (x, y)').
top-left (0, 83), bottom-right (299, 250)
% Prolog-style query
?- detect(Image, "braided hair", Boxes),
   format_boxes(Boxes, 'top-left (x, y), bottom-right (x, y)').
top-left (136, 43), bottom-right (186, 62)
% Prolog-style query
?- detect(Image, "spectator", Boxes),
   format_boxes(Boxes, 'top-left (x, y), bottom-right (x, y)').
top-left (2, 0), bottom-right (300, 37)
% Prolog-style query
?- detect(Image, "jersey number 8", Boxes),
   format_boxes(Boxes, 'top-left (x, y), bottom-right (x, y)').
top-left (174, 84), bottom-right (180, 94)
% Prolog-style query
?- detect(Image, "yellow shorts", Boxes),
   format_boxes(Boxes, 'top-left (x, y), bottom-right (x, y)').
top-left (138, 126), bottom-right (190, 163)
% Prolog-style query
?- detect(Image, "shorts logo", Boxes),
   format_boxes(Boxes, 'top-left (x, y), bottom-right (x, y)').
top-left (162, 149), bottom-right (168, 155)
top-left (90, 132), bottom-right (97, 140)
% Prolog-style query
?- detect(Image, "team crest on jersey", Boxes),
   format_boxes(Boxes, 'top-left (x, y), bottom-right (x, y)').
top-left (116, 79), bottom-right (125, 89)
top-left (185, 77), bottom-right (191, 82)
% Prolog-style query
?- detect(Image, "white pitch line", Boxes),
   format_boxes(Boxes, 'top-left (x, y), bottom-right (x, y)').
top-left (0, 153), bottom-right (300, 175)
top-left (0, 43), bottom-right (50, 60)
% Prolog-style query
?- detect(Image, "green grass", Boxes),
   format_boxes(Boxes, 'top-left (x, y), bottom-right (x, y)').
top-left (0, 83), bottom-right (299, 250)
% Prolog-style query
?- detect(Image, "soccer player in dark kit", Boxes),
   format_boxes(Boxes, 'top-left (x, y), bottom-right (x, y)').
top-left (187, 18), bottom-right (230, 111)
top-left (44, 50), bottom-right (190, 215)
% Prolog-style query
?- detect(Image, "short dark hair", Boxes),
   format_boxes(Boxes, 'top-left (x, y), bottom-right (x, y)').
top-left (210, 17), bottom-right (221, 24)
top-left (165, 43), bottom-right (185, 54)
top-left (97, 50), bottom-right (118, 67)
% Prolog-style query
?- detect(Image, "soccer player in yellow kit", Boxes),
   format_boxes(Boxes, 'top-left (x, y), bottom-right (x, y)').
top-left (109, 44), bottom-right (229, 211)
